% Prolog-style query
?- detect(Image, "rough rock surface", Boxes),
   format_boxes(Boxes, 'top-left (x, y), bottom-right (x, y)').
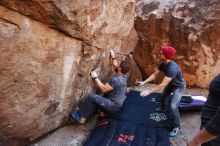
top-left (134, 0), bottom-right (220, 88)
top-left (0, 0), bottom-right (136, 145)
top-left (1, 0), bottom-right (219, 145)
top-left (0, 0), bottom-right (135, 50)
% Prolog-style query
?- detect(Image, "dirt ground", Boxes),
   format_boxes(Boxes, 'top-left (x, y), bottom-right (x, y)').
top-left (31, 85), bottom-right (208, 146)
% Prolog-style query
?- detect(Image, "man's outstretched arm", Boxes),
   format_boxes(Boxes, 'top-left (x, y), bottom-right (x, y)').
top-left (91, 70), bottom-right (113, 93)
top-left (137, 68), bottom-right (160, 86)
top-left (140, 76), bottom-right (172, 97)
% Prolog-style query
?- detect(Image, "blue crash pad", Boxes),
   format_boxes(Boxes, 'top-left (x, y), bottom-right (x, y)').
top-left (84, 90), bottom-right (174, 146)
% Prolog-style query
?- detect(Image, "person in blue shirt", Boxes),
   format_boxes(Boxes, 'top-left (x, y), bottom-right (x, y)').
top-left (70, 50), bottom-right (130, 124)
top-left (187, 73), bottom-right (220, 146)
top-left (137, 45), bottom-right (186, 137)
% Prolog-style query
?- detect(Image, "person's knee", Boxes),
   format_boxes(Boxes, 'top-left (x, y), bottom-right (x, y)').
top-left (87, 93), bottom-right (97, 102)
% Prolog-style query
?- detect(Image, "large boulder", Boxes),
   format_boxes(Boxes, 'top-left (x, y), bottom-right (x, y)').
top-left (134, 0), bottom-right (220, 88)
top-left (0, 0), bottom-right (135, 49)
top-left (0, 0), bottom-right (136, 145)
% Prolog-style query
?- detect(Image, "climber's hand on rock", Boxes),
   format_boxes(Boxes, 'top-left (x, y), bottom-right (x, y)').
top-left (110, 50), bottom-right (115, 59)
top-left (91, 70), bottom-right (98, 79)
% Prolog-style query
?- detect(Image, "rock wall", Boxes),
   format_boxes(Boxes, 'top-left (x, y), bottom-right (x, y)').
top-left (0, 0), bottom-right (135, 50)
top-left (0, 0), bottom-right (136, 145)
top-left (134, 0), bottom-right (220, 88)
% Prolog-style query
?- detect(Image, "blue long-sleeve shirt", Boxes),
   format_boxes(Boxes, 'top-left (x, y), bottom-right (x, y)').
top-left (201, 73), bottom-right (220, 136)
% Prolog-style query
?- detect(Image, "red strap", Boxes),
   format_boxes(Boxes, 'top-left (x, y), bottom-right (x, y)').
top-left (96, 121), bottom-right (109, 127)
top-left (118, 133), bottom-right (135, 143)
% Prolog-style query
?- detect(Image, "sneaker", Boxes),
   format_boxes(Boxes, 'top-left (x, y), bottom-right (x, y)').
top-left (169, 129), bottom-right (182, 137)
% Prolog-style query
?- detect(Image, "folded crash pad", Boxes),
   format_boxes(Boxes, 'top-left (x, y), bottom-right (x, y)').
top-left (179, 95), bottom-right (206, 111)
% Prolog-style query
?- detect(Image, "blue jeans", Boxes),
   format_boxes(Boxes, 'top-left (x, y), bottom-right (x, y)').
top-left (160, 85), bottom-right (185, 128)
top-left (78, 93), bottom-right (121, 119)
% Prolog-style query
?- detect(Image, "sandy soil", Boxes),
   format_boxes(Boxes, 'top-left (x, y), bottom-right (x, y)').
top-left (30, 85), bottom-right (208, 146)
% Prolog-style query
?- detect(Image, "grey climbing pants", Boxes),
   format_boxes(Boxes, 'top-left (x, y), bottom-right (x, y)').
top-left (79, 93), bottom-right (121, 118)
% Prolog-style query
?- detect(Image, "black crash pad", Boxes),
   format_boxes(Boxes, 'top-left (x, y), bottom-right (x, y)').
top-left (84, 90), bottom-right (175, 146)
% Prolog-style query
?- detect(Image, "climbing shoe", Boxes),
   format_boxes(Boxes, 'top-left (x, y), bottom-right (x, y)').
top-left (169, 129), bottom-right (182, 137)
top-left (70, 112), bottom-right (85, 124)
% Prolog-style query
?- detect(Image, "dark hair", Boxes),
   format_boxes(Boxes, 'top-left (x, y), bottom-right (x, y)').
top-left (119, 61), bottom-right (130, 74)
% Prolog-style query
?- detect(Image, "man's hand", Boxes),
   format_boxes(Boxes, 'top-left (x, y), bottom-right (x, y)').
top-left (91, 70), bottom-right (98, 79)
top-left (136, 81), bottom-right (145, 86)
top-left (140, 90), bottom-right (151, 97)
top-left (128, 54), bottom-right (133, 59)
top-left (110, 50), bottom-right (115, 59)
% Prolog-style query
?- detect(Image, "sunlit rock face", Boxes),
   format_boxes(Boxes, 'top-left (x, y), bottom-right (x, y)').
top-left (134, 0), bottom-right (220, 88)
top-left (0, 0), bottom-right (135, 145)
top-left (0, 0), bottom-right (135, 50)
